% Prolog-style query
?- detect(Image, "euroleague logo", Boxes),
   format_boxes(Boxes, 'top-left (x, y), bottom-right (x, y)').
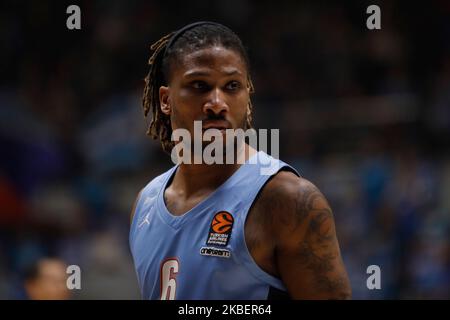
top-left (211, 211), bottom-right (234, 234)
top-left (206, 211), bottom-right (234, 246)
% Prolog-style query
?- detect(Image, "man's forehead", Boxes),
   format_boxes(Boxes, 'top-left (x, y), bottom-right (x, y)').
top-left (183, 67), bottom-right (243, 78)
top-left (177, 46), bottom-right (246, 73)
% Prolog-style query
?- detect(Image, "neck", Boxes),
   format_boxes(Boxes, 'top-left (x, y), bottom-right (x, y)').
top-left (171, 144), bottom-right (257, 198)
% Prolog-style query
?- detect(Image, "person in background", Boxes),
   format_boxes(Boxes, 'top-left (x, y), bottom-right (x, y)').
top-left (24, 257), bottom-right (71, 300)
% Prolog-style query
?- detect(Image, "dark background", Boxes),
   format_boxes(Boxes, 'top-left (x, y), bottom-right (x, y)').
top-left (0, 0), bottom-right (449, 299)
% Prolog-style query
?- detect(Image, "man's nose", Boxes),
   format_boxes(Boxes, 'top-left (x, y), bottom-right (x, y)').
top-left (203, 88), bottom-right (228, 115)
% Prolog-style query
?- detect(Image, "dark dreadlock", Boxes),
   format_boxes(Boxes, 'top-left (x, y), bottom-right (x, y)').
top-left (142, 21), bottom-right (255, 154)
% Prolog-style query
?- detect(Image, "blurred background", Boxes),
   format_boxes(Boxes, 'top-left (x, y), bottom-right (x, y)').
top-left (1, 0), bottom-right (449, 299)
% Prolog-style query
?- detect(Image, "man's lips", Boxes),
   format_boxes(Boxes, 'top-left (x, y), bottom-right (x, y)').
top-left (202, 120), bottom-right (231, 130)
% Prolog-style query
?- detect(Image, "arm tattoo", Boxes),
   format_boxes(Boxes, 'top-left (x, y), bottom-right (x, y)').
top-left (248, 172), bottom-right (351, 298)
top-left (294, 183), bottom-right (350, 298)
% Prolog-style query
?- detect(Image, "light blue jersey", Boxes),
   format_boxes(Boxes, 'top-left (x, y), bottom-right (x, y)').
top-left (129, 151), bottom-right (299, 300)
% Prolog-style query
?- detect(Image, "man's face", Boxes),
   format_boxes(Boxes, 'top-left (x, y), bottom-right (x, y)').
top-left (160, 46), bottom-right (250, 149)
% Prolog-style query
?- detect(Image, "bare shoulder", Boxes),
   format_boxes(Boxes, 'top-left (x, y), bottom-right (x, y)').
top-left (249, 169), bottom-right (330, 248)
top-left (254, 170), bottom-right (352, 299)
top-left (258, 170), bottom-right (324, 205)
top-left (255, 170), bottom-right (330, 232)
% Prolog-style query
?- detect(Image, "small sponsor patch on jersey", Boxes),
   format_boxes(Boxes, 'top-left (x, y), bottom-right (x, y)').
top-left (200, 246), bottom-right (231, 258)
top-left (206, 211), bottom-right (234, 246)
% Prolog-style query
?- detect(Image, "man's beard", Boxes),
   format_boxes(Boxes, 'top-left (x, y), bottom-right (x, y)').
top-left (200, 117), bottom-right (247, 151)
top-left (192, 119), bottom-right (247, 164)
top-left (170, 107), bottom-right (249, 164)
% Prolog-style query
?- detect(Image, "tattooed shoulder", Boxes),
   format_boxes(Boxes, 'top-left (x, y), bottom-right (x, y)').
top-left (255, 171), bottom-right (328, 232)
top-left (256, 171), bottom-right (351, 299)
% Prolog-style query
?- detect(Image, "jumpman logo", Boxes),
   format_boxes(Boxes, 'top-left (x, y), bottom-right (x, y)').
top-left (138, 212), bottom-right (151, 228)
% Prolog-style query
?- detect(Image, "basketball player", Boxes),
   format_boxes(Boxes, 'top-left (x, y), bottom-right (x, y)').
top-left (129, 21), bottom-right (351, 300)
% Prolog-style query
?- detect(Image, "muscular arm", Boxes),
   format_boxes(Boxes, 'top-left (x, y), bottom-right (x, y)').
top-left (262, 172), bottom-right (351, 299)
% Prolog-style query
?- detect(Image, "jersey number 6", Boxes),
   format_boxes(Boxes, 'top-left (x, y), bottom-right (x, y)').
top-left (160, 258), bottom-right (179, 300)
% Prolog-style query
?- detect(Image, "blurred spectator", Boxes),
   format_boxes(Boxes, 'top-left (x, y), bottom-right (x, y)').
top-left (23, 257), bottom-right (71, 300)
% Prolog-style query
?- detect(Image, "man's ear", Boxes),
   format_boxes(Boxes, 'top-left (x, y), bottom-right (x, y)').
top-left (159, 86), bottom-right (171, 115)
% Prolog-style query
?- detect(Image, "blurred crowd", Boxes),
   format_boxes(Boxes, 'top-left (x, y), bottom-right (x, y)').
top-left (0, 1), bottom-right (449, 299)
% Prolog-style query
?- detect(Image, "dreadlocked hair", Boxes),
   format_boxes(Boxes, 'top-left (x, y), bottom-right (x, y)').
top-left (142, 23), bottom-right (255, 154)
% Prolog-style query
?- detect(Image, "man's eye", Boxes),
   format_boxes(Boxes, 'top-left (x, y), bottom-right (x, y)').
top-left (191, 81), bottom-right (208, 90)
top-left (226, 81), bottom-right (241, 91)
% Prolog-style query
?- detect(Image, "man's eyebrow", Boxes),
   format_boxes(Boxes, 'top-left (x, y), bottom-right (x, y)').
top-left (183, 69), bottom-right (243, 78)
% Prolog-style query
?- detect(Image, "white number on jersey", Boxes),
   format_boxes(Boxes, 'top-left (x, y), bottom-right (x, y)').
top-left (160, 259), bottom-right (179, 300)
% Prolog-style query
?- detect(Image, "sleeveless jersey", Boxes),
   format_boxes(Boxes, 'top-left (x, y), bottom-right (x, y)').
top-left (129, 151), bottom-right (300, 299)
